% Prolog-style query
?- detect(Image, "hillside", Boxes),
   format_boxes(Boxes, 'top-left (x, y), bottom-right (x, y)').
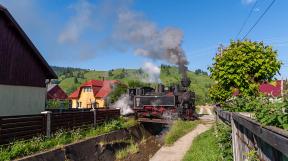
top-left (51, 66), bottom-right (213, 104)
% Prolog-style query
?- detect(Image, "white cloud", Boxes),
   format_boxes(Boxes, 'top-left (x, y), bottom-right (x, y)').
top-left (58, 0), bottom-right (94, 44)
top-left (241, 0), bottom-right (256, 5)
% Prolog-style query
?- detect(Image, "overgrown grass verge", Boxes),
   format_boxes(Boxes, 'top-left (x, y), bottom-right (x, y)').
top-left (215, 122), bottom-right (233, 161)
top-left (164, 120), bottom-right (199, 145)
top-left (183, 128), bottom-right (220, 161)
top-left (183, 122), bottom-right (232, 161)
top-left (0, 117), bottom-right (137, 161)
top-left (115, 140), bottom-right (139, 160)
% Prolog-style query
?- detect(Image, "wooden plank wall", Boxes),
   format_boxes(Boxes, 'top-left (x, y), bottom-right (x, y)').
top-left (0, 109), bottom-right (120, 145)
top-left (0, 114), bottom-right (45, 144)
top-left (215, 109), bottom-right (288, 161)
top-left (50, 111), bottom-right (94, 133)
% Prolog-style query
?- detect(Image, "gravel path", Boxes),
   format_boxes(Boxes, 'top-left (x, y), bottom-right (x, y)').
top-left (149, 123), bottom-right (213, 161)
top-left (150, 106), bottom-right (215, 161)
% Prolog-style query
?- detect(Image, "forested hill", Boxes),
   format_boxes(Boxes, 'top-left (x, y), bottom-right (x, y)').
top-left (51, 65), bottom-right (213, 105)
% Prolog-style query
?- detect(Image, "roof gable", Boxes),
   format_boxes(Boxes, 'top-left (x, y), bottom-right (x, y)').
top-left (47, 84), bottom-right (68, 100)
top-left (69, 80), bottom-right (119, 99)
top-left (0, 5), bottom-right (57, 80)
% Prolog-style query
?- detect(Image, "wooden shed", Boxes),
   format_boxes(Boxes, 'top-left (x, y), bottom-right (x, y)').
top-left (0, 5), bottom-right (57, 116)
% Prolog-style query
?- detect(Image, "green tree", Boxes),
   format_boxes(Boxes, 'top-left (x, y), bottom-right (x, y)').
top-left (109, 83), bottom-right (128, 103)
top-left (208, 40), bottom-right (281, 102)
top-left (108, 70), bottom-right (113, 77)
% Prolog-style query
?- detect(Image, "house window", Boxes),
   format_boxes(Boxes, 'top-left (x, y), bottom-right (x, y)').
top-left (83, 87), bottom-right (92, 92)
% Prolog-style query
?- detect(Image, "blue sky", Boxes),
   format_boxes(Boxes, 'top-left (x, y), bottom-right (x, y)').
top-left (0, 0), bottom-right (287, 78)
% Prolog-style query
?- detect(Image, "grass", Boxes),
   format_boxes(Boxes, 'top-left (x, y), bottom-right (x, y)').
top-left (115, 140), bottom-right (139, 160)
top-left (182, 128), bottom-right (221, 161)
top-left (164, 120), bottom-right (199, 145)
top-left (0, 117), bottom-right (137, 161)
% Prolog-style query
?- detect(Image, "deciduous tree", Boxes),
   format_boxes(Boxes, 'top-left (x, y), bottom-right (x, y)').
top-left (208, 40), bottom-right (282, 102)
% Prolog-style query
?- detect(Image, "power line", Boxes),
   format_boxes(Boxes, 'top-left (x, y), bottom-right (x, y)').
top-left (235, 0), bottom-right (259, 39)
top-left (241, 0), bottom-right (276, 41)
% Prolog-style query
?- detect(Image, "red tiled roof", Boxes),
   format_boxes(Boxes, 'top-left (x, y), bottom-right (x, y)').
top-left (69, 80), bottom-right (119, 99)
top-left (259, 80), bottom-right (282, 97)
top-left (233, 80), bottom-right (283, 97)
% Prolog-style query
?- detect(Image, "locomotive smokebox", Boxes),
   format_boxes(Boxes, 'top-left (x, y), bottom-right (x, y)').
top-left (181, 77), bottom-right (191, 88)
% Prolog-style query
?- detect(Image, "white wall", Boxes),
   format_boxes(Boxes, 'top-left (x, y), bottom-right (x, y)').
top-left (0, 84), bottom-right (46, 116)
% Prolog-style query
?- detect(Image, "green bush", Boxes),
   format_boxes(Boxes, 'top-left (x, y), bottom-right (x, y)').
top-left (222, 97), bottom-right (288, 130)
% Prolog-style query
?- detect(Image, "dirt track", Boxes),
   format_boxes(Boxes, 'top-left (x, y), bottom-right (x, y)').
top-left (149, 107), bottom-right (215, 161)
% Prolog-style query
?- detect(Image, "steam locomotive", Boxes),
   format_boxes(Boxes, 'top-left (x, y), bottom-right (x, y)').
top-left (128, 77), bottom-right (196, 121)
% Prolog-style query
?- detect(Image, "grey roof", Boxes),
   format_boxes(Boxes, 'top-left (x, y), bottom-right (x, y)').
top-left (47, 84), bottom-right (57, 92)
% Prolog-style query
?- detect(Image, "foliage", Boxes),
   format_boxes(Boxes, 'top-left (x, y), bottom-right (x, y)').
top-left (244, 150), bottom-right (260, 161)
top-left (109, 83), bottom-right (128, 104)
top-left (0, 118), bottom-right (137, 161)
top-left (215, 122), bottom-right (233, 161)
top-left (209, 40), bottom-right (282, 102)
top-left (208, 84), bottom-right (232, 103)
top-left (127, 80), bottom-right (150, 88)
top-left (115, 140), bottom-right (139, 160)
top-left (195, 69), bottom-right (208, 76)
top-left (222, 97), bottom-right (288, 130)
top-left (164, 120), bottom-right (199, 145)
top-left (46, 100), bottom-right (69, 109)
top-left (183, 128), bottom-right (221, 161)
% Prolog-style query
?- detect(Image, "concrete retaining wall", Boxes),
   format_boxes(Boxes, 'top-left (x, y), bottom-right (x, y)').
top-left (15, 125), bottom-right (150, 161)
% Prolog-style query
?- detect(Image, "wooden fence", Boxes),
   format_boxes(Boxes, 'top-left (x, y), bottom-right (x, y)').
top-left (0, 109), bottom-right (120, 145)
top-left (0, 114), bottom-right (46, 145)
top-left (215, 108), bottom-right (288, 161)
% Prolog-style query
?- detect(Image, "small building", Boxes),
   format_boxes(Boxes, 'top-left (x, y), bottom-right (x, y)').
top-left (0, 5), bottom-right (57, 116)
top-left (259, 80), bottom-right (284, 97)
top-left (47, 84), bottom-right (68, 100)
top-left (69, 80), bottom-right (119, 108)
top-left (233, 80), bottom-right (285, 98)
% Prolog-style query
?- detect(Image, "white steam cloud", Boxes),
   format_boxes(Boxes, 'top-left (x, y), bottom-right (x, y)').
top-left (142, 62), bottom-right (161, 83)
top-left (111, 94), bottom-right (134, 115)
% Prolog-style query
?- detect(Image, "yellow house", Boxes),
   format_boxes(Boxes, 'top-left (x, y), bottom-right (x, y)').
top-left (69, 80), bottom-right (119, 108)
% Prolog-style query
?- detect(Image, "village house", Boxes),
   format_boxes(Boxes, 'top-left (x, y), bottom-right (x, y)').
top-left (259, 80), bottom-right (287, 98)
top-left (69, 80), bottom-right (120, 108)
top-left (47, 84), bottom-right (68, 100)
top-left (0, 5), bottom-right (57, 116)
top-left (233, 80), bottom-right (286, 98)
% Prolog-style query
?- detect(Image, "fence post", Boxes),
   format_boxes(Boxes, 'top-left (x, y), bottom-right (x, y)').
top-left (231, 114), bottom-right (240, 161)
top-left (90, 109), bottom-right (97, 127)
top-left (41, 111), bottom-right (52, 138)
top-left (0, 117), bottom-right (2, 143)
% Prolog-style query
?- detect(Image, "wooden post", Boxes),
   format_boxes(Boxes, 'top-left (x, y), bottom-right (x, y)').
top-left (231, 115), bottom-right (241, 161)
top-left (0, 117), bottom-right (2, 144)
top-left (90, 109), bottom-right (97, 127)
top-left (41, 111), bottom-right (52, 138)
